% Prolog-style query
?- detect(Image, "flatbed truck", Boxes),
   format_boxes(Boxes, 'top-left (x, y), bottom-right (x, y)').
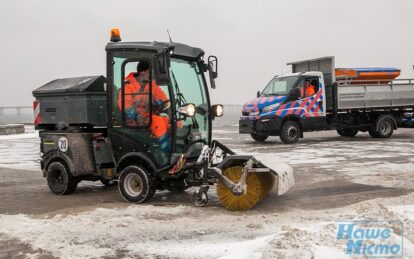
top-left (239, 56), bottom-right (414, 143)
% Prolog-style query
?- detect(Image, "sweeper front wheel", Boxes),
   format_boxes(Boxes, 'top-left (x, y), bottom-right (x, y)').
top-left (216, 166), bottom-right (275, 211)
top-left (118, 165), bottom-right (156, 203)
top-left (192, 187), bottom-right (209, 207)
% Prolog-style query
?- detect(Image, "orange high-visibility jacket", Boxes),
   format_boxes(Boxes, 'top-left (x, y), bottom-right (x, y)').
top-left (118, 73), bottom-right (168, 113)
top-left (118, 73), bottom-right (170, 137)
top-left (305, 85), bottom-right (316, 97)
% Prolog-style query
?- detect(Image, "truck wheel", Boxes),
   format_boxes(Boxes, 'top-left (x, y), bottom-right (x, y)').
top-left (376, 117), bottom-right (394, 138)
top-left (337, 129), bottom-right (358, 137)
top-left (118, 165), bottom-right (156, 203)
top-left (47, 161), bottom-right (78, 195)
top-left (250, 133), bottom-right (268, 142)
top-left (280, 121), bottom-right (300, 144)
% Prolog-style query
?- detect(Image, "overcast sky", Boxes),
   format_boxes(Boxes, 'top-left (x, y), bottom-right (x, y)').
top-left (1, 0), bottom-right (413, 106)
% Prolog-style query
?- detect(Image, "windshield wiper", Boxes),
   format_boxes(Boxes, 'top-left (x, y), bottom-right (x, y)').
top-left (170, 70), bottom-right (199, 129)
top-left (171, 71), bottom-right (187, 106)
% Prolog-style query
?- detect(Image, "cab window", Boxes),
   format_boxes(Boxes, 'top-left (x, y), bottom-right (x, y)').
top-left (298, 77), bottom-right (319, 98)
top-left (120, 60), bottom-right (151, 128)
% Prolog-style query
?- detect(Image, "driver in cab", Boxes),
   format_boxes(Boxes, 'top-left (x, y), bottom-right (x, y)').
top-left (118, 61), bottom-right (172, 152)
top-left (299, 80), bottom-right (316, 98)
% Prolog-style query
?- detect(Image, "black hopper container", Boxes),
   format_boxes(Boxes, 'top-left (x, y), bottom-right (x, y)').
top-left (32, 76), bottom-right (107, 129)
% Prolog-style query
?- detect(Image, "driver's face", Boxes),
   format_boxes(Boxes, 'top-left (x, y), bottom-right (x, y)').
top-left (139, 69), bottom-right (150, 80)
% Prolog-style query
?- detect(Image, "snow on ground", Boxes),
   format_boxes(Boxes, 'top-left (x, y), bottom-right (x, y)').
top-left (0, 195), bottom-right (413, 258)
top-left (0, 125), bottom-right (40, 171)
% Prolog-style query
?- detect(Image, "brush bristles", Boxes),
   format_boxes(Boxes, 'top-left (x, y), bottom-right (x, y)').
top-left (216, 166), bottom-right (276, 211)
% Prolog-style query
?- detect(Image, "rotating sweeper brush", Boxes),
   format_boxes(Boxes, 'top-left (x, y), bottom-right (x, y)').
top-left (216, 165), bottom-right (275, 211)
top-left (191, 141), bottom-right (295, 211)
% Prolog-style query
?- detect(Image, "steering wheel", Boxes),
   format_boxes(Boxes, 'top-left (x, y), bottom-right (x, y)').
top-left (153, 100), bottom-right (170, 115)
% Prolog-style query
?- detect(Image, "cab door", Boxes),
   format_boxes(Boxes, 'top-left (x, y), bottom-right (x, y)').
top-left (169, 58), bottom-right (211, 159)
top-left (302, 77), bottom-right (325, 118)
top-left (107, 51), bottom-right (173, 168)
top-left (298, 76), bottom-right (327, 130)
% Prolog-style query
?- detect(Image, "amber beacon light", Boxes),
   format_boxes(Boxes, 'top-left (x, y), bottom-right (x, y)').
top-left (110, 28), bottom-right (121, 42)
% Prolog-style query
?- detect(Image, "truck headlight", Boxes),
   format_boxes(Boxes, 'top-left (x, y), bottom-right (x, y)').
top-left (262, 103), bottom-right (280, 112)
top-left (211, 104), bottom-right (224, 117)
top-left (178, 103), bottom-right (196, 117)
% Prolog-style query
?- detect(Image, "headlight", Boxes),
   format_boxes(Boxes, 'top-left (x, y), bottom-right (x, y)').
top-left (262, 103), bottom-right (281, 112)
top-left (211, 104), bottom-right (224, 117)
top-left (178, 103), bottom-right (196, 117)
top-left (249, 111), bottom-right (259, 116)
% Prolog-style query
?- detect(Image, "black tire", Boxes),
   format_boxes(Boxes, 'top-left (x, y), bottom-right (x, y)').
top-left (118, 165), bottom-right (157, 203)
top-left (376, 117), bottom-right (394, 138)
top-left (368, 130), bottom-right (380, 138)
top-left (337, 128), bottom-right (358, 137)
top-left (279, 121), bottom-right (300, 144)
top-left (47, 161), bottom-right (78, 195)
top-left (101, 179), bottom-right (116, 187)
top-left (250, 133), bottom-right (268, 142)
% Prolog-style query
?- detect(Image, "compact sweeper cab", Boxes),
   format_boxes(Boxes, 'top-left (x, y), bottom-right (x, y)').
top-left (33, 29), bottom-right (294, 211)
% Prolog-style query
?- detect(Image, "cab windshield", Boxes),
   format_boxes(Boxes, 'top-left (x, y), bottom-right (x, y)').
top-left (169, 58), bottom-right (210, 153)
top-left (261, 76), bottom-right (300, 96)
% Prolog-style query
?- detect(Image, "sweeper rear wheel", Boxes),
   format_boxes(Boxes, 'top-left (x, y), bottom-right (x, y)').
top-left (216, 166), bottom-right (275, 211)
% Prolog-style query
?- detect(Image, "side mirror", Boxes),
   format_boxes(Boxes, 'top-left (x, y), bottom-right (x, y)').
top-left (153, 52), bottom-right (170, 85)
top-left (211, 104), bottom-right (224, 118)
top-left (208, 55), bottom-right (218, 89)
top-left (178, 103), bottom-right (196, 117)
top-left (257, 91), bottom-right (261, 98)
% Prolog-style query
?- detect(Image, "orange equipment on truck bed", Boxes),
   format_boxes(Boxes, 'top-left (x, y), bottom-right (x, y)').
top-left (335, 67), bottom-right (400, 83)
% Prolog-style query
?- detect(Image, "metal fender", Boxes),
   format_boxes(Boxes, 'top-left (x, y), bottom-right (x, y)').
top-left (253, 154), bottom-right (295, 195)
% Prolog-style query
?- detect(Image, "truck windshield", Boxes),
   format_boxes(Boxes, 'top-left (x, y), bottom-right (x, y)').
top-left (261, 76), bottom-right (300, 96)
top-left (170, 58), bottom-right (210, 152)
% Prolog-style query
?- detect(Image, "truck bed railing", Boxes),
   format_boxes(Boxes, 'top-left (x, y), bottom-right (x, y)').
top-left (337, 78), bottom-right (414, 86)
top-left (336, 78), bottom-right (414, 110)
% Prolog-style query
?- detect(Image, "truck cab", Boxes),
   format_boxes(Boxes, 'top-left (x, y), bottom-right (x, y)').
top-left (240, 71), bottom-right (328, 143)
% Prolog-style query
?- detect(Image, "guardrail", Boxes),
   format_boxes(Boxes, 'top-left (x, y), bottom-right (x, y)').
top-left (0, 106), bottom-right (32, 115)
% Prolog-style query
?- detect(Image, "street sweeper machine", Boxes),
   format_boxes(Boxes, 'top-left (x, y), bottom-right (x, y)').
top-left (32, 29), bottom-right (294, 211)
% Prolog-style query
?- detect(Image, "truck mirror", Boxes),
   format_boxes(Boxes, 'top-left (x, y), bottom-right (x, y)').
top-left (257, 91), bottom-right (261, 97)
top-left (208, 55), bottom-right (218, 89)
top-left (153, 52), bottom-right (170, 85)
